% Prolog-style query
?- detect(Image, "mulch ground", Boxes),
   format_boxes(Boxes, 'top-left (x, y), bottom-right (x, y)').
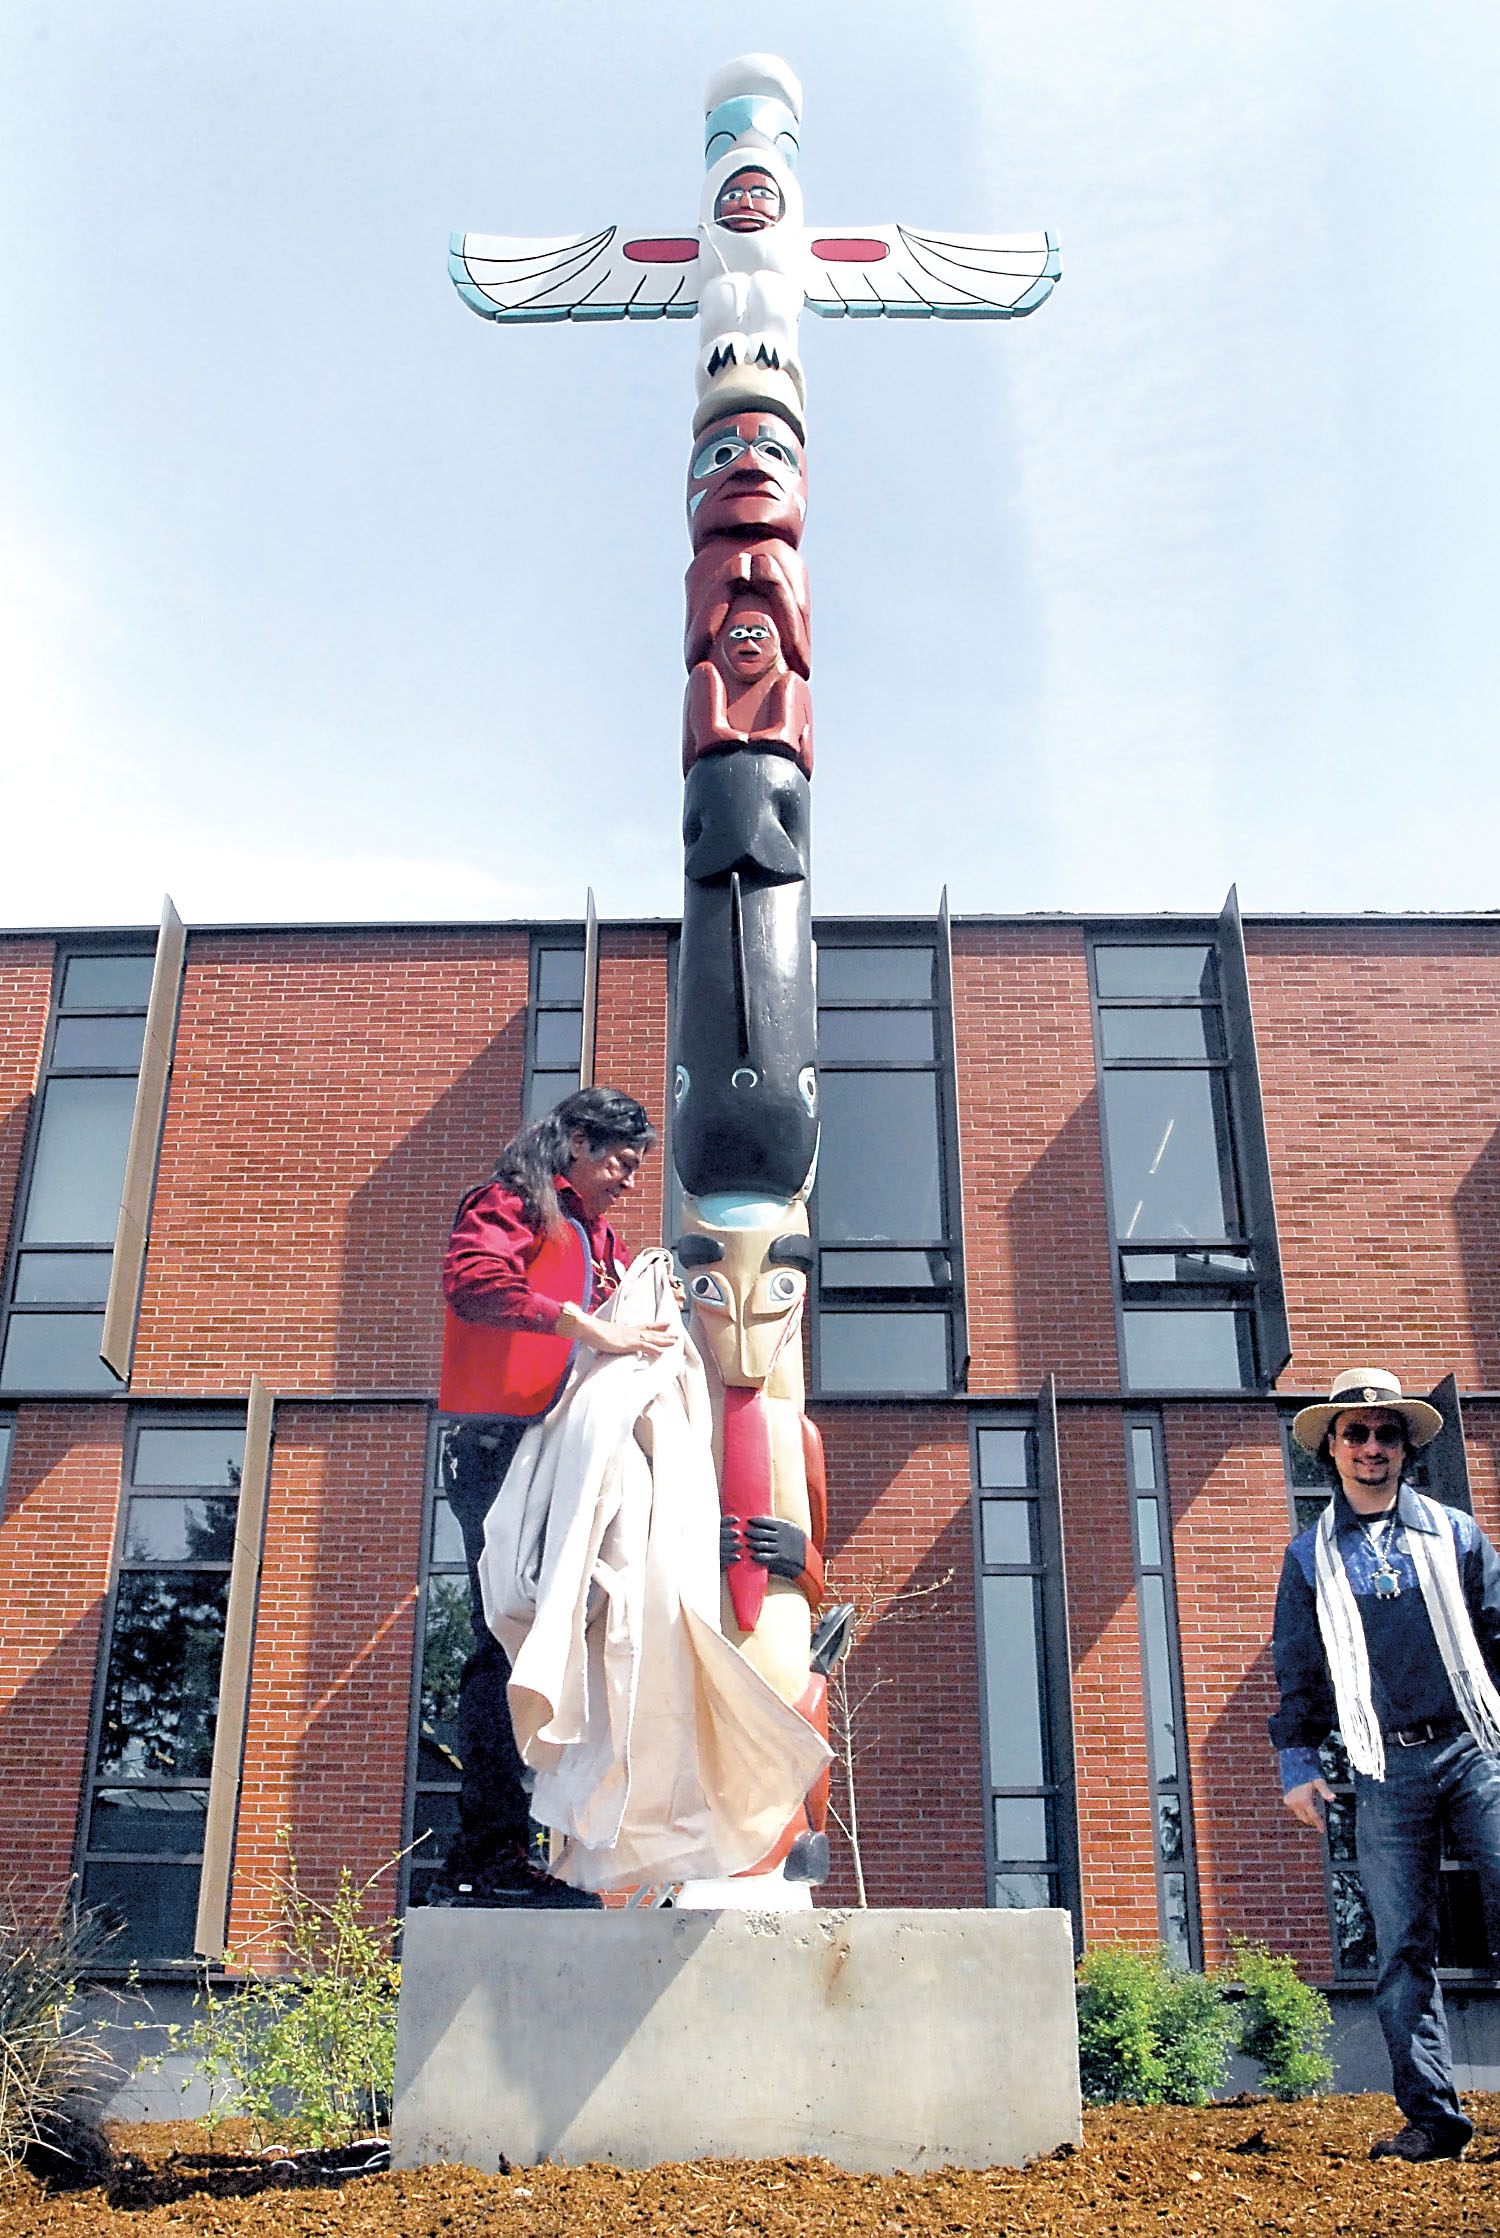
top-left (4, 2096), bottom-right (1498, 2236)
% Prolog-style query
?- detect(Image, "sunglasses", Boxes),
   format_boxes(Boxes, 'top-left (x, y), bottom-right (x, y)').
top-left (1338, 1422), bottom-right (1405, 1449)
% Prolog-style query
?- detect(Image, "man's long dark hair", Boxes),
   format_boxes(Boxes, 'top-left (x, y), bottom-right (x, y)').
top-left (490, 1087), bottom-right (656, 1232)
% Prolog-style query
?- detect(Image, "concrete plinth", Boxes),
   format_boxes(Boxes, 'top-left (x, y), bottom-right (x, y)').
top-left (391, 1906), bottom-right (1081, 2175)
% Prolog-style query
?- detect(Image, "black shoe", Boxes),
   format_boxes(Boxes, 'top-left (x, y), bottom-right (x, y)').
top-left (445, 1851), bottom-right (603, 1910)
top-left (1370, 2123), bottom-right (1469, 2163)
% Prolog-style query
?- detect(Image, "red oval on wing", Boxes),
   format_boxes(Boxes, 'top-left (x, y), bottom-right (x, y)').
top-left (623, 237), bottom-right (700, 263)
top-left (810, 238), bottom-right (889, 262)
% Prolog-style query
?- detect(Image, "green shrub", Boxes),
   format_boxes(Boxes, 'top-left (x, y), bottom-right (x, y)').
top-left (1226, 1936), bottom-right (1333, 2099)
top-left (145, 1832), bottom-right (399, 2147)
top-left (1075, 1944), bottom-right (1238, 2106)
top-left (0, 1888), bottom-right (122, 2171)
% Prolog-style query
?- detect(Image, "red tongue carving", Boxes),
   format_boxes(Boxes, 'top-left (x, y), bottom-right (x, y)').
top-left (720, 1384), bottom-right (773, 1631)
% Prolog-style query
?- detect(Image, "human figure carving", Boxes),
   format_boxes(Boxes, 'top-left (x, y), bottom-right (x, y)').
top-left (685, 538), bottom-right (810, 678)
top-left (683, 596), bottom-right (813, 775)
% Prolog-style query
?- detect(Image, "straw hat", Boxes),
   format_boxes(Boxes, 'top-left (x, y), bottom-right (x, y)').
top-left (1290, 1367), bottom-right (1443, 1454)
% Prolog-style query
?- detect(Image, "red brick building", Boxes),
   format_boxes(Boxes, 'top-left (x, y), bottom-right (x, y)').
top-left (2, 899), bottom-right (1497, 2011)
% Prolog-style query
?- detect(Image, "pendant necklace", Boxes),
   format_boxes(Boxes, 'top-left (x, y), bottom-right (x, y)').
top-left (1367, 1510), bottom-right (1402, 1598)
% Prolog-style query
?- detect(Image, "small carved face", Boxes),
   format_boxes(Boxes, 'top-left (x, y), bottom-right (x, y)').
top-left (720, 602), bottom-right (781, 685)
top-left (687, 413), bottom-right (807, 546)
top-left (714, 167), bottom-right (784, 233)
top-left (678, 1208), bottom-right (812, 1386)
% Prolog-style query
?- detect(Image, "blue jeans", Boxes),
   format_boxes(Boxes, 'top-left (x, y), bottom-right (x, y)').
top-left (1354, 1730), bottom-right (1500, 2144)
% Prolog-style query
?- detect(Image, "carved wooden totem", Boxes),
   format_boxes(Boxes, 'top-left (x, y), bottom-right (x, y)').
top-left (451, 50), bottom-right (1059, 1891)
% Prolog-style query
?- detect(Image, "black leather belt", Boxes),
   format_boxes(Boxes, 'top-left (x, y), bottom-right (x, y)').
top-left (1386, 1716), bottom-right (1464, 1748)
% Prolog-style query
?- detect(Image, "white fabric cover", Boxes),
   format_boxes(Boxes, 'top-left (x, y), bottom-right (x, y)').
top-left (478, 1249), bottom-right (830, 1891)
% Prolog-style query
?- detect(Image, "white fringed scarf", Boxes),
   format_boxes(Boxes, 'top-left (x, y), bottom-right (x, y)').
top-left (1314, 1491), bottom-right (1500, 1780)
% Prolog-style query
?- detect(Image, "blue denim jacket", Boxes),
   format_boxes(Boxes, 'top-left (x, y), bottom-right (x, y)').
top-left (1268, 1485), bottom-right (1500, 1792)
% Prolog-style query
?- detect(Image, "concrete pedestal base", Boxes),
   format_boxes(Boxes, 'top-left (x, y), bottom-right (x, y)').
top-left (391, 1906), bottom-right (1081, 2175)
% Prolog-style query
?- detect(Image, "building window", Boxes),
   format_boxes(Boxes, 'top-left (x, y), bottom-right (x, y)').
top-left (0, 1417), bottom-right (14, 1519)
top-left (973, 1401), bottom-right (1080, 1930)
top-left (1278, 1415), bottom-right (1487, 1977)
top-left (1090, 891), bottom-right (1289, 1392)
top-left (1125, 1414), bottom-right (1201, 1966)
top-left (1, 946), bottom-right (155, 1393)
top-left (79, 1417), bottom-right (245, 1967)
top-left (524, 937), bottom-right (585, 1121)
top-left (813, 936), bottom-right (963, 1395)
top-left (404, 1424), bottom-right (472, 1911)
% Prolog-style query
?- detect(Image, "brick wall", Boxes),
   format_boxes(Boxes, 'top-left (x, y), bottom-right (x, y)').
top-left (0, 940), bottom-right (54, 1274)
top-left (1164, 1403), bottom-right (1331, 1974)
top-left (226, 1404), bottom-right (427, 1950)
top-left (950, 926), bottom-right (1119, 1394)
top-left (0, 1407), bottom-right (124, 1905)
top-left (8, 915), bottom-right (1500, 1953)
top-left (591, 928), bottom-right (670, 1257)
top-left (1248, 922), bottom-right (1500, 1390)
top-left (133, 931), bottom-right (530, 1395)
top-left (814, 1404), bottom-right (984, 1907)
top-left (1056, 1403), bottom-right (1159, 1946)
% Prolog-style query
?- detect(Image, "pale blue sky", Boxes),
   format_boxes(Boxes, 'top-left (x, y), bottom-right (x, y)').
top-left (2, 2), bottom-right (1497, 927)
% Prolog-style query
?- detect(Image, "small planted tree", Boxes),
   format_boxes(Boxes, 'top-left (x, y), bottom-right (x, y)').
top-left (146, 1830), bottom-right (400, 2148)
top-left (823, 1562), bottom-right (954, 1908)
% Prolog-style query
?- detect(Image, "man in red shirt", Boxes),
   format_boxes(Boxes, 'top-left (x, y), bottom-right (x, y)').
top-left (435, 1087), bottom-right (673, 1907)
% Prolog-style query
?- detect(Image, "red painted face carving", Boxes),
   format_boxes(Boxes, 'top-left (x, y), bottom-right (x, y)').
top-left (687, 413), bottom-right (807, 548)
top-left (720, 603), bottom-right (782, 685)
top-left (714, 167), bottom-right (784, 233)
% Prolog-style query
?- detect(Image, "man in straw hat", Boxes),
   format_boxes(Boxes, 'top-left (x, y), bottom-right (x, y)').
top-left (1270, 1367), bottom-right (1500, 2162)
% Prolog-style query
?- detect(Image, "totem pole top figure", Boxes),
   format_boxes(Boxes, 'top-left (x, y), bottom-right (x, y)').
top-left (449, 52), bottom-right (1061, 444)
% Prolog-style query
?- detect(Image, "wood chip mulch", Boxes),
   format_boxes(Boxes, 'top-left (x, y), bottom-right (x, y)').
top-left (4, 2095), bottom-right (1498, 2236)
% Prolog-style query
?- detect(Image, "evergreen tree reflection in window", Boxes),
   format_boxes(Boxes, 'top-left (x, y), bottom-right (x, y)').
top-left (405, 1431), bottom-right (474, 1908)
top-left (1, 950), bottom-right (154, 1392)
top-left (1277, 1417), bottom-right (1487, 1975)
top-left (81, 1422), bottom-right (244, 1967)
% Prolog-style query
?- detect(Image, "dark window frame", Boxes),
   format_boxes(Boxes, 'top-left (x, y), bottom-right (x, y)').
top-left (971, 1381), bottom-right (1082, 1945)
top-left (1123, 1411), bottom-right (1203, 1967)
top-left (1087, 895), bottom-right (1290, 1394)
top-left (524, 929), bottom-right (587, 1124)
top-left (810, 919), bottom-right (965, 1400)
top-left (0, 936), bottom-right (155, 1398)
top-left (401, 1412), bottom-right (472, 1916)
top-left (75, 1407), bottom-right (247, 1975)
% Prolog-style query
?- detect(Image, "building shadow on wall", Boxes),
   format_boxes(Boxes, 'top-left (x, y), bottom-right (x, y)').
top-left (332, 1015), bottom-right (526, 1394)
top-left (817, 1408), bottom-right (967, 1550)
top-left (823, 1503), bottom-right (981, 1908)
top-left (998, 1090), bottom-right (1117, 1389)
top-left (0, 1627), bottom-right (106, 1892)
top-left (1454, 1122), bottom-right (1500, 1389)
top-left (1194, 1644), bottom-right (1331, 1954)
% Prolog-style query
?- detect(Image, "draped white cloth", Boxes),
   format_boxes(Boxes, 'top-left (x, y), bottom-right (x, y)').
top-left (477, 1249), bottom-right (830, 1891)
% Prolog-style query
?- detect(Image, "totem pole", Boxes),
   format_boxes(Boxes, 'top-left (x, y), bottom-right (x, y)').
top-left (452, 55), bottom-right (1057, 1888)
